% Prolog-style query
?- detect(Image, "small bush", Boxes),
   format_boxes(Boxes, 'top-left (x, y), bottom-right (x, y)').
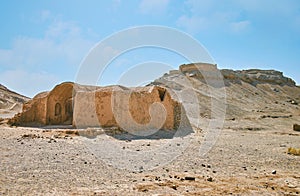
top-left (287, 147), bottom-right (300, 156)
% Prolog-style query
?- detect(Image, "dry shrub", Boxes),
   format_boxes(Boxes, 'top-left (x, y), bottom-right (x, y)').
top-left (287, 147), bottom-right (300, 156)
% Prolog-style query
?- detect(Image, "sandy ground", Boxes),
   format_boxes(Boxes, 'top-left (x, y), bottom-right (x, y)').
top-left (1, 116), bottom-right (300, 195)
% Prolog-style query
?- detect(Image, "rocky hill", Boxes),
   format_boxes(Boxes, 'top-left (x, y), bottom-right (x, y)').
top-left (150, 63), bottom-right (300, 130)
top-left (0, 84), bottom-right (29, 119)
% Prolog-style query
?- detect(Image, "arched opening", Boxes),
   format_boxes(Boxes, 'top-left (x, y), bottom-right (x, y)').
top-left (55, 103), bottom-right (61, 116)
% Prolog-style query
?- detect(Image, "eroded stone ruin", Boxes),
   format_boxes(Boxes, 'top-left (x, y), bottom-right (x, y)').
top-left (9, 82), bottom-right (184, 131)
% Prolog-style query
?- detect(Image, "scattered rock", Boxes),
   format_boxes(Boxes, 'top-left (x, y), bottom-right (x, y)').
top-left (171, 184), bottom-right (177, 190)
top-left (184, 176), bottom-right (195, 181)
top-left (287, 99), bottom-right (298, 105)
top-left (207, 177), bottom-right (213, 182)
top-left (291, 100), bottom-right (298, 105)
top-left (246, 127), bottom-right (262, 131)
top-left (272, 170), bottom-right (276, 174)
top-left (139, 166), bottom-right (143, 172)
top-left (22, 134), bottom-right (38, 139)
top-left (288, 184), bottom-right (297, 188)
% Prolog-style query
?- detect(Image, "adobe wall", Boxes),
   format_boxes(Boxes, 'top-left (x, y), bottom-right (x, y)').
top-left (73, 90), bottom-right (112, 128)
top-left (10, 82), bottom-right (183, 131)
top-left (73, 85), bottom-right (180, 131)
top-left (9, 82), bottom-right (74, 126)
top-left (8, 92), bottom-right (48, 126)
top-left (112, 86), bottom-right (176, 131)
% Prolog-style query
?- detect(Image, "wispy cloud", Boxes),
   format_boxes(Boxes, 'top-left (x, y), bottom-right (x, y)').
top-left (176, 9), bottom-right (247, 35)
top-left (139, 0), bottom-right (170, 15)
top-left (230, 20), bottom-right (251, 33)
top-left (0, 22), bottom-right (93, 68)
top-left (0, 14), bottom-right (95, 97)
top-left (176, 15), bottom-right (208, 34)
top-left (40, 10), bottom-right (51, 22)
top-left (0, 69), bottom-right (58, 97)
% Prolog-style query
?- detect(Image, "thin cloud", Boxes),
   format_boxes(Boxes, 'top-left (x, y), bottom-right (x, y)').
top-left (177, 0), bottom-right (251, 35)
top-left (139, 0), bottom-right (170, 15)
top-left (0, 17), bottom-right (95, 97)
top-left (230, 20), bottom-right (251, 33)
top-left (176, 15), bottom-right (208, 34)
top-left (0, 69), bottom-right (58, 97)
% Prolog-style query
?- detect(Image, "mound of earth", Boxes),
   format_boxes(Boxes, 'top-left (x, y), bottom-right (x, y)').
top-left (0, 84), bottom-right (29, 119)
top-left (150, 63), bottom-right (300, 131)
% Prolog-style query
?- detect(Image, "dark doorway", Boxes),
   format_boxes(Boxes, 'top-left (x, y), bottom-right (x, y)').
top-left (157, 88), bottom-right (166, 101)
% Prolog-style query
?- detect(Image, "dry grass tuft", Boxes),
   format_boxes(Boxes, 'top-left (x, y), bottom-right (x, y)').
top-left (287, 147), bottom-right (300, 156)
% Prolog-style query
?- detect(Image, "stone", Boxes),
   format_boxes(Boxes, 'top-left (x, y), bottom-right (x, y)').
top-left (171, 184), bottom-right (177, 190)
top-left (272, 170), bottom-right (276, 174)
top-left (291, 100), bottom-right (298, 105)
top-left (184, 176), bottom-right (195, 181)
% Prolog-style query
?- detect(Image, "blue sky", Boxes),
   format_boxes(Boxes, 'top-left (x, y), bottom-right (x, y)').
top-left (0, 0), bottom-right (299, 97)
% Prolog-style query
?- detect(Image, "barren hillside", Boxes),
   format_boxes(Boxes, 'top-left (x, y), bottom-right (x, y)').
top-left (151, 64), bottom-right (300, 130)
top-left (0, 84), bottom-right (29, 119)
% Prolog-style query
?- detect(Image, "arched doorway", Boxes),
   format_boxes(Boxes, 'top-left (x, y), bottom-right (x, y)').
top-left (55, 103), bottom-right (61, 116)
top-left (46, 82), bottom-right (74, 125)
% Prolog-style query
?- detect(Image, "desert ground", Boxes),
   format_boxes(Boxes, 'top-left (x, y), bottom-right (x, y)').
top-left (0, 117), bottom-right (300, 195)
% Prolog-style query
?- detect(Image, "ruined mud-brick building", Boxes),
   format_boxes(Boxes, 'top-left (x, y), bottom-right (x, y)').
top-left (9, 82), bottom-right (183, 130)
